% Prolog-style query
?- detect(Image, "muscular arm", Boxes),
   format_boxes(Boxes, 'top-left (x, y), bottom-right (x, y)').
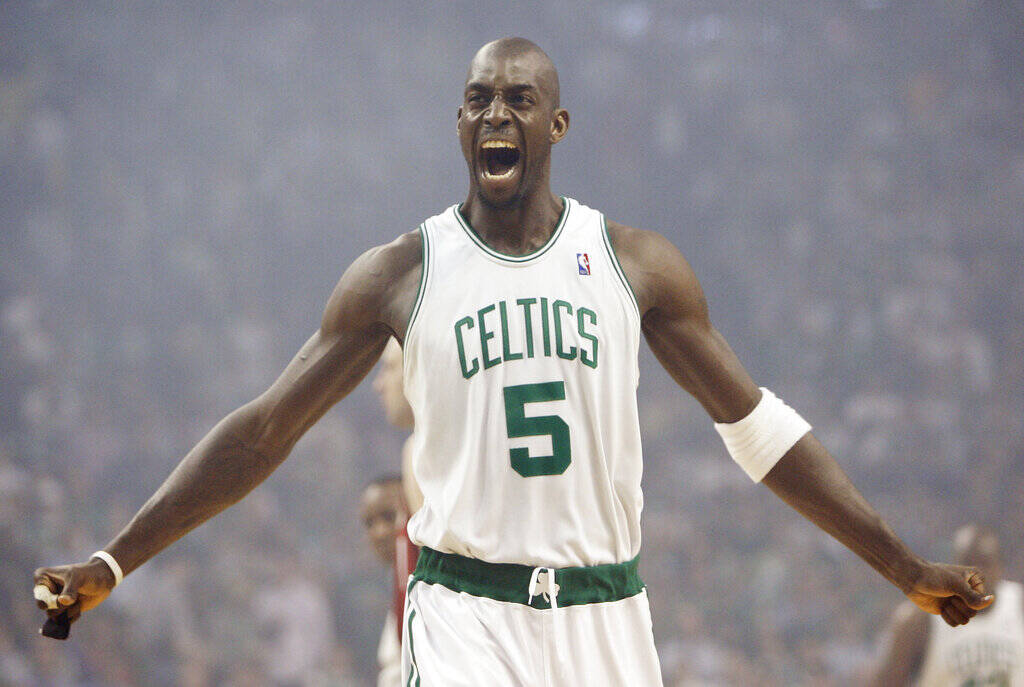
top-left (106, 329), bottom-right (386, 575)
top-left (35, 231), bottom-right (422, 616)
top-left (609, 221), bottom-right (991, 621)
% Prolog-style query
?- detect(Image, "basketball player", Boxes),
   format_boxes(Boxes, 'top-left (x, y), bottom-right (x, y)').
top-left (372, 337), bottom-right (422, 513)
top-left (367, 339), bottom-right (420, 686)
top-left (360, 475), bottom-right (414, 687)
top-left (34, 38), bottom-right (994, 685)
top-left (868, 525), bottom-right (1024, 686)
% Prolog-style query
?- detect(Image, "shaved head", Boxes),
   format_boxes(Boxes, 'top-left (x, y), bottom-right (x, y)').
top-left (458, 37), bottom-right (570, 209)
top-left (468, 37), bottom-right (560, 108)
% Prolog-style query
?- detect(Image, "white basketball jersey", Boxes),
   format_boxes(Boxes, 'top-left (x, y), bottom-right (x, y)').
top-left (918, 580), bottom-right (1024, 686)
top-left (403, 197), bottom-right (643, 568)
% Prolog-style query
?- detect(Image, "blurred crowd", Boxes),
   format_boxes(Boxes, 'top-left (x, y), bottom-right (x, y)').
top-left (2, 1), bottom-right (1022, 685)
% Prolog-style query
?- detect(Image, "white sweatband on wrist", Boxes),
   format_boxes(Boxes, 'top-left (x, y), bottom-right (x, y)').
top-left (714, 387), bottom-right (811, 483)
top-left (91, 550), bottom-right (124, 587)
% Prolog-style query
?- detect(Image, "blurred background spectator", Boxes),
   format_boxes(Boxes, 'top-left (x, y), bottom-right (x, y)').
top-left (2, 1), bottom-right (1022, 684)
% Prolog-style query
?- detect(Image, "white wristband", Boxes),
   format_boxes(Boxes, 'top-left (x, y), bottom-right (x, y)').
top-left (91, 550), bottom-right (124, 587)
top-left (714, 387), bottom-right (811, 483)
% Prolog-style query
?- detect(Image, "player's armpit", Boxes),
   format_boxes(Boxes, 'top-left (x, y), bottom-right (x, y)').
top-left (193, 228), bottom-right (424, 467)
top-left (37, 230), bottom-right (424, 607)
top-left (605, 221), bottom-right (760, 422)
top-left (319, 229), bottom-right (424, 343)
top-left (245, 230), bottom-right (423, 456)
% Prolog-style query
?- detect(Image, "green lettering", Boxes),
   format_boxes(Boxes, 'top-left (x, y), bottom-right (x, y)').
top-left (553, 300), bottom-right (577, 360)
top-left (454, 316), bottom-right (479, 379)
top-left (577, 308), bottom-right (598, 369)
top-left (477, 304), bottom-right (501, 370)
top-left (540, 298), bottom-right (552, 357)
top-left (516, 298), bottom-right (537, 359)
top-left (499, 301), bottom-right (523, 362)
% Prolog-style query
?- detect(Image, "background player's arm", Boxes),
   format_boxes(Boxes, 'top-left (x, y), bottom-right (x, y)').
top-left (865, 601), bottom-right (930, 686)
top-left (608, 222), bottom-right (992, 624)
top-left (33, 232), bottom-right (422, 622)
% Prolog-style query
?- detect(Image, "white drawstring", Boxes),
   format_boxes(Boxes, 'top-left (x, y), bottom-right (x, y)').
top-left (529, 566), bottom-right (566, 677)
top-left (527, 566), bottom-right (560, 609)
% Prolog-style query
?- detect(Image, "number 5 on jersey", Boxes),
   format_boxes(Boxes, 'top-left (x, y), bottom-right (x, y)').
top-left (503, 382), bottom-right (572, 477)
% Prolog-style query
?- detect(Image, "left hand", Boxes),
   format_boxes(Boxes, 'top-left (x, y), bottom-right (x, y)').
top-left (905, 563), bottom-right (994, 626)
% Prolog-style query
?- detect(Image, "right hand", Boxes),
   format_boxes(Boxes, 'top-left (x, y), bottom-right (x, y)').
top-left (33, 558), bottom-right (118, 627)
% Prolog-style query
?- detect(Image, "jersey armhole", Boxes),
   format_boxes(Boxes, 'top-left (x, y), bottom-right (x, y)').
top-left (403, 222), bottom-right (430, 346)
top-left (599, 214), bottom-right (641, 323)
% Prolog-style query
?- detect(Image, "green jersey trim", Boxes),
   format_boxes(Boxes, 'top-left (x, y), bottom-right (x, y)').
top-left (453, 197), bottom-right (571, 263)
top-left (600, 215), bottom-right (641, 321)
top-left (404, 223), bottom-right (429, 343)
top-left (412, 547), bottom-right (645, 609)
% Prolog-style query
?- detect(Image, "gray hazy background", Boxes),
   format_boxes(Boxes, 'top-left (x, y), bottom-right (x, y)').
top-left (2, 1), bottom-right (1022, 684)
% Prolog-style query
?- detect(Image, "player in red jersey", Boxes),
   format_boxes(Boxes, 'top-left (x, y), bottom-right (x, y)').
top-left (361, 475), bottom-right (415, 687)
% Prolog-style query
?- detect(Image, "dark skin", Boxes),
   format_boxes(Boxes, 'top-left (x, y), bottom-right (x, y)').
top-left (458, 38), bottom-right (569, 251)
top-left (361, 480), bottom-right (408, 565)
top-left (34, 37), bottom-right (992, 635)
top-left (867, 525), bottom-right (1010, 686)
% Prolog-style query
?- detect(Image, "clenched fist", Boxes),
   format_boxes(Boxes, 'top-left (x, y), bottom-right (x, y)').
top-left (33, 557), bottom-right (118, 639)
top-left (905, 562), bottom-right (994, 626)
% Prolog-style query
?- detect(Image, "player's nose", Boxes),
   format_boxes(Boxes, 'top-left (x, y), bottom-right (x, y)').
top-left (484, 98), bottom-right (512, 129)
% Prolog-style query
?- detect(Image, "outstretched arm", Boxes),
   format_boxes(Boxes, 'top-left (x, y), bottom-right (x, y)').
top-left (609, 221), bottom-right (992, 624)
top-left (33, 231), bottom-right (422, 627)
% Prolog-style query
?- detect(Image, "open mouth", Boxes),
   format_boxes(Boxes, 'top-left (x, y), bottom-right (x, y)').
top-left (480, 140), bottom-right (521, 179)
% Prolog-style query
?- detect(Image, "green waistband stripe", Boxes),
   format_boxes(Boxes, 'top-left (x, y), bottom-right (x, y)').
top-left (412, 547), bottom-right (644, 609)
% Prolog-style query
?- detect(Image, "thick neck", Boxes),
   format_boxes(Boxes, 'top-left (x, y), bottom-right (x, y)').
top-left (460, 188), bottom-right (564, 257)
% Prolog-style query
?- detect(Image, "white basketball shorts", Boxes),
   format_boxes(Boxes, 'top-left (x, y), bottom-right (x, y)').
top-left (401, 547), bottom-right (663, 686)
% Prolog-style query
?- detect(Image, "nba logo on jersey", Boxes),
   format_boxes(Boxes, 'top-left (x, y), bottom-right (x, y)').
top-left (577, 253), bottom-right (591, 275)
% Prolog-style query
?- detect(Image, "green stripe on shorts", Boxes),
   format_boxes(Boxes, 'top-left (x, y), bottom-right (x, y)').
top-left (406, 607), bottom-right (420, 687)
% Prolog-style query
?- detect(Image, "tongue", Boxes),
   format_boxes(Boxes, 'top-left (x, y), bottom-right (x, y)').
top-left (485, 149), bottom-right (519, 176)
top-left (487, 160), bottom-right (513, 176)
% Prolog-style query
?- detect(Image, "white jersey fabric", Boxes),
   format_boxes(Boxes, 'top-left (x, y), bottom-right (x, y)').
top-left (376, 613), bottom-right (401, 687)
top-left (918, 580), bottom-right (1024, 686)
top-left (403, 197), bottom-right (643, 568)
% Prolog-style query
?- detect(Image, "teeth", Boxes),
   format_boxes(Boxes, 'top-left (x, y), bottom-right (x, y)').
top-left (481, 140), bottom-right (518, 150)
top-left (483, 167), bottom-right (517, 179)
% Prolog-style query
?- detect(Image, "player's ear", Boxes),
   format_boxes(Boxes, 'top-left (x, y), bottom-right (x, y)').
top-left (457, 107), bottom-right (463, 134)
top-left (550, 108), bottom-right (569, 144)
